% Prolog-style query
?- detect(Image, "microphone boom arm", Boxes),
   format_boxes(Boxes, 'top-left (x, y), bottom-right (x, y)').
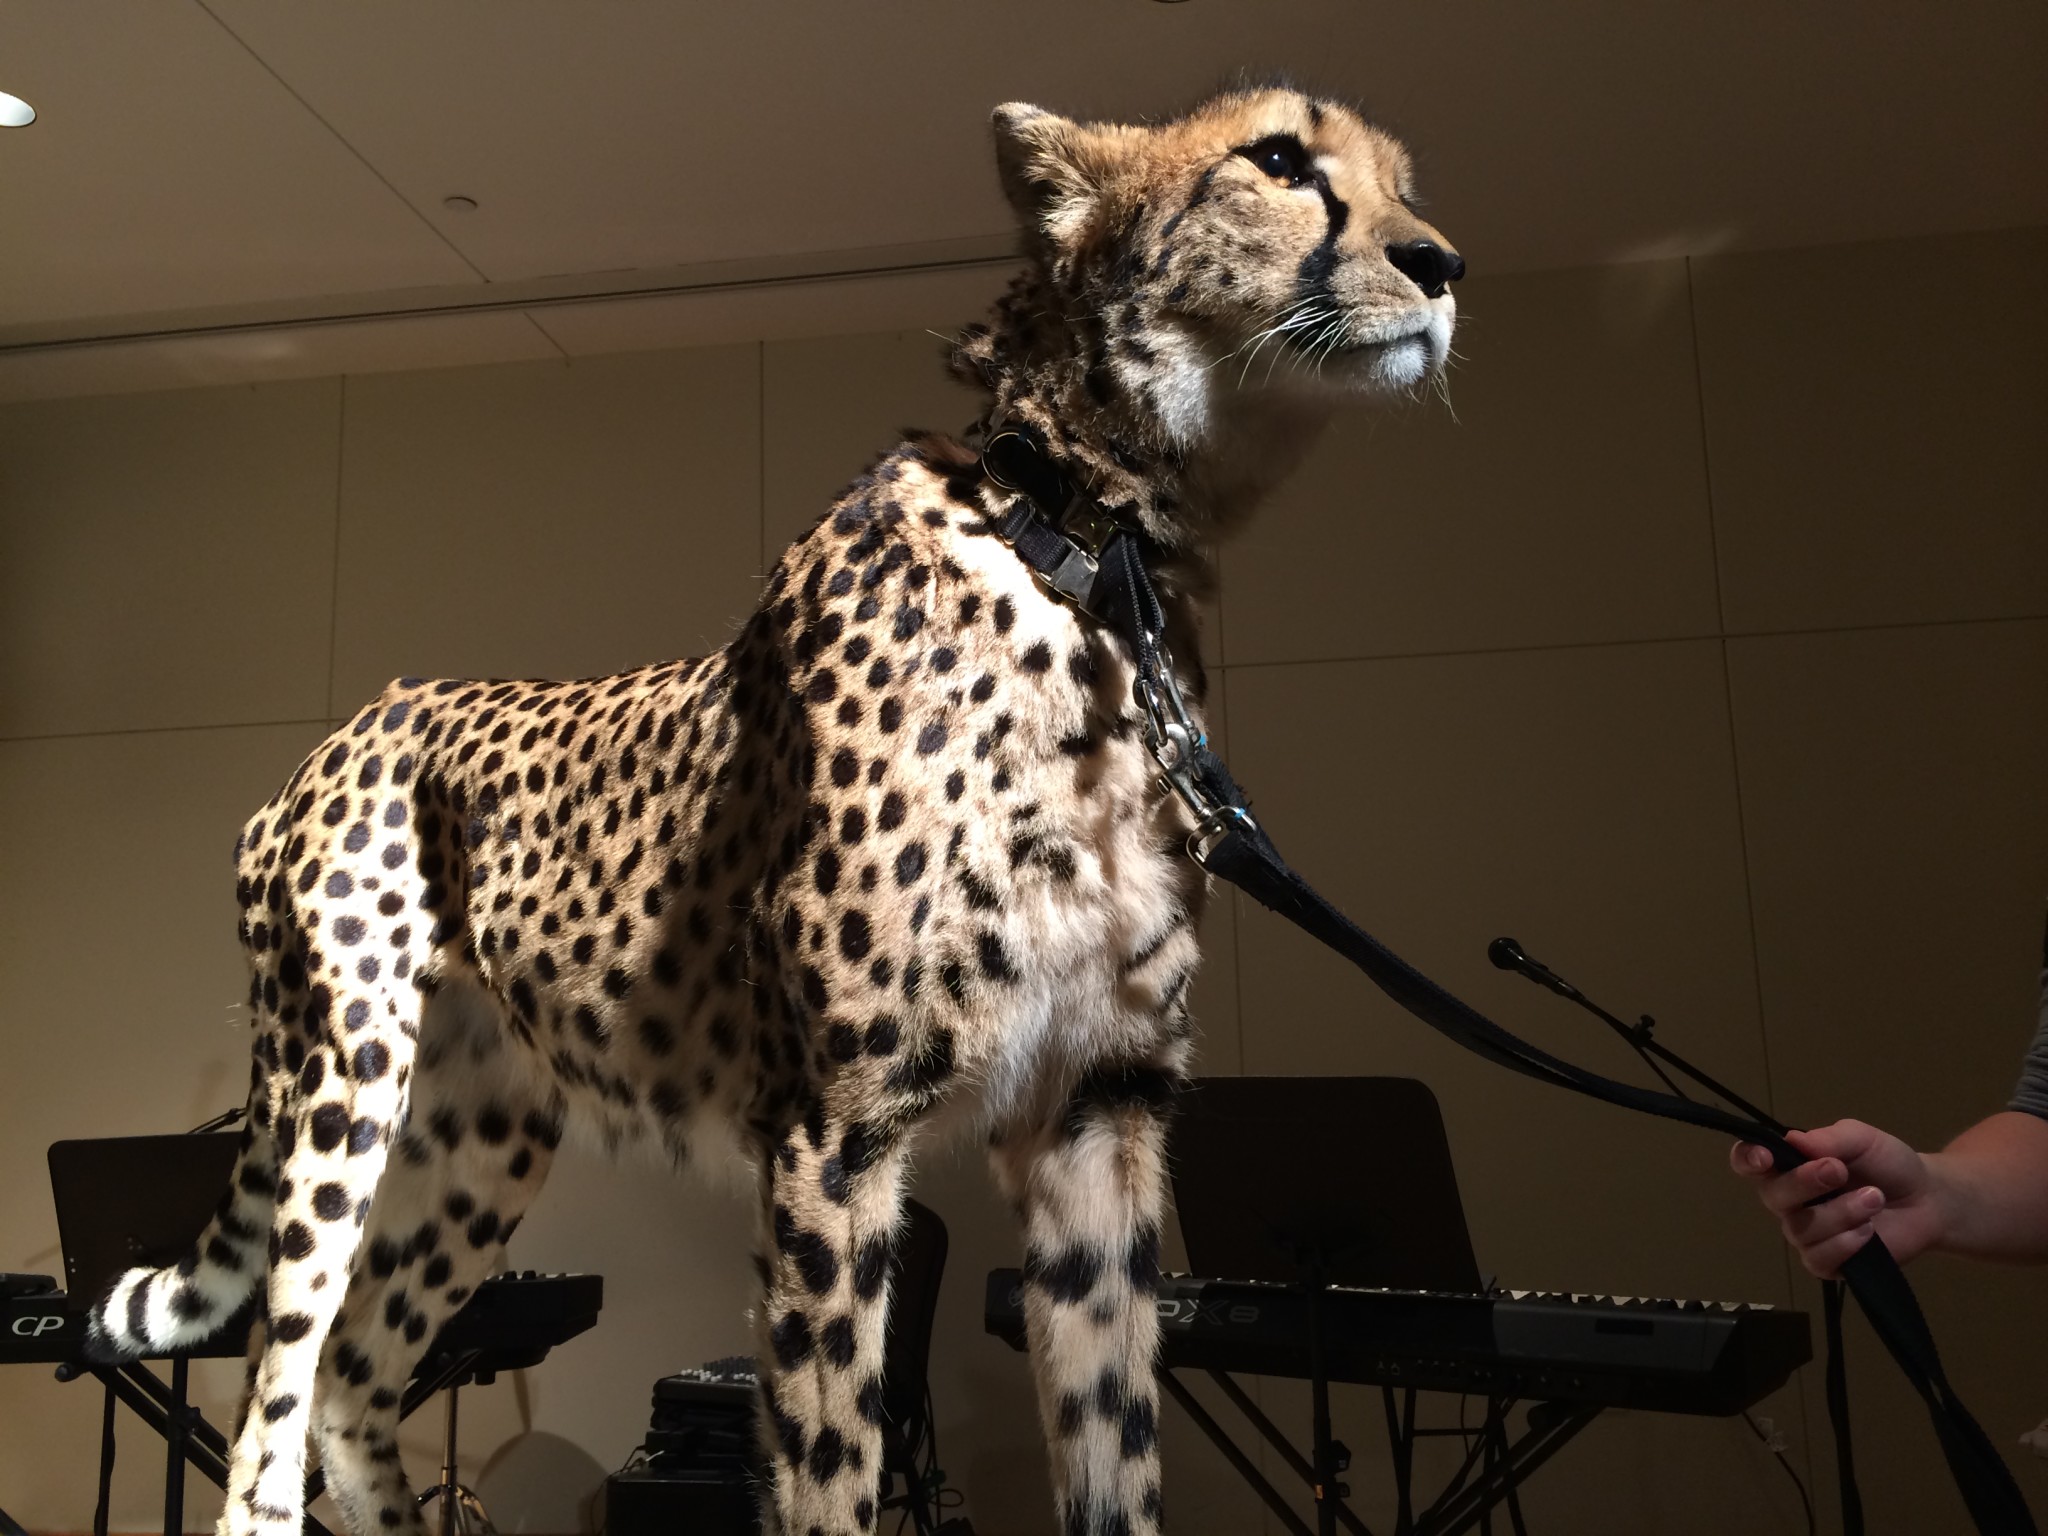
top-left (1488, 937), bottom-right (1788, 1135)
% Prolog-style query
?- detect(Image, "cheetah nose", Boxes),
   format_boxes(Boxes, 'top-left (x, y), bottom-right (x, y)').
top-left (1384, 239), bottom-right (1464, 299)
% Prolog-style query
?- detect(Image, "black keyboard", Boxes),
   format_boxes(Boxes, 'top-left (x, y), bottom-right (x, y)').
top-left (422, 1269), bottom-right (603, 1372)
top-left (985, 1271), bottom-right (1809, 1417)
top-left (1, 1269), bottom-right (602, 1371)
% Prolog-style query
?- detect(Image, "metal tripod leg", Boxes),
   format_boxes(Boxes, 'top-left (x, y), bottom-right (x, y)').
top-left (1159, 1372), bottom-right (1319, 1536)
top-left (414, 1384), bottom-right (496, 1536)
top-left (1419, 1403), bottom-right (1598, 1536)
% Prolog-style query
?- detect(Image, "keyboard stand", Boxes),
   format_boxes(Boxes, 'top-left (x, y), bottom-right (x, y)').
top-left (1299, 1249), bottom-right (1347, 1536)
top-left (55, 1354), bottom-right (339, 1536)
top-left (1159, 1368), bottom-right (1598, 1536)
top-left (55, 1346), bottom-right (494, 1536)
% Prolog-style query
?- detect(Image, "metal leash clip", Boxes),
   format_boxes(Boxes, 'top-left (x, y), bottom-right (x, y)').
top-left (1133, 635), bottom-right (1256, 867)
top-left (1187, 804), bottom-right (1256, 868)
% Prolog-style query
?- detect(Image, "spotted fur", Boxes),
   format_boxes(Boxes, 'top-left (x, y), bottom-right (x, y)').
top-left (87, 86), bottom-right (1457, 1536)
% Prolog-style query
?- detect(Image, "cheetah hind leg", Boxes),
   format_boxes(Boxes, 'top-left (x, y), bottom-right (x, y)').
top-left (311, 995), bottom-right (565, 1536)
top-left (309, 1127), bottom-right (559, 1536)
top-left (219, 988), bottom-right (423, 1536)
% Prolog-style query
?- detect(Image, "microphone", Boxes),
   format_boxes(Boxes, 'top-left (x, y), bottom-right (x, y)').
top-left (1487, 934), bottom-right (1789, 1132)
top-left (1486, 935), bottom-right (1528, 972)
top-left (1488, 936), bottom-right (1582, 1001)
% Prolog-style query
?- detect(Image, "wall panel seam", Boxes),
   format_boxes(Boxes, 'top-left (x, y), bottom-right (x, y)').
top-left (1722, 610), bottom-right (2048, 643)
top-left (1218, 662), bottom-right (1248, 1083)
top-left (1712, 627), bottom-right (1815, 1490)
top-left (1683, 256), bottom-right (1732, 639)
top-left (1221, 631), bottom-right (1724, 671)
top-left (0, 718), bottom-right (336, 746)
top-left (1218, 611), bottom-right (2048, 674)
top-left (324, 377), bottom-right (348, 720)
top-left (758, 340), bottom-right (768, 576)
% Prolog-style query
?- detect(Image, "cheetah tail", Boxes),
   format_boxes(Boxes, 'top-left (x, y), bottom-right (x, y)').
top-left (82, 1110), bottom-right (278, 1363)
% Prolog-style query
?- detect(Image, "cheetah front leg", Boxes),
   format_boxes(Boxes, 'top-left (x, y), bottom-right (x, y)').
top-left (755, 1107), bottom-right (910, 1536)
top-left (991, 1063), bottom-right (1178, 1536)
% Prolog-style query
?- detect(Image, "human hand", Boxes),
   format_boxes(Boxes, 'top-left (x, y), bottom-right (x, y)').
top-left (1729, 1120), bottom-right (1948, 1277)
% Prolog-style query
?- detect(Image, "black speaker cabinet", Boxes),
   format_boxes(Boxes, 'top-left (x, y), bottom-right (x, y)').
top-left (603, 1469), bottom-right (759, 1536)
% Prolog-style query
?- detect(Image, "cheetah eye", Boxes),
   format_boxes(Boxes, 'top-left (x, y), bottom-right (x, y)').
top-left (1240, 134), bottom-right (1313, 188)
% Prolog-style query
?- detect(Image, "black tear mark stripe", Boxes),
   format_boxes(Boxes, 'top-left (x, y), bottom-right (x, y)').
top-left (1316, 176), bottom-right (1351, 243)
top-left (1297, 172), bottom-right (1352, 291)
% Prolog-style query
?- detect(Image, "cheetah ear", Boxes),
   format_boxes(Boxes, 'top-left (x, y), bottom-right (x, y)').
top-left (992, 102), bottom-right (1109, 246)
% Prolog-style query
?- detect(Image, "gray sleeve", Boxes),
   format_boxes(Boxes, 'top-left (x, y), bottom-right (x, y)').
top-left (2007, 968), bottom-right (2048, 1122)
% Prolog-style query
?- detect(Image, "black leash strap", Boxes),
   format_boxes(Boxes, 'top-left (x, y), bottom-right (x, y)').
top-left (978, 437), bottom-right (2038, 1536)
top-left (1824, 1279), bottom-right (1864, 1534)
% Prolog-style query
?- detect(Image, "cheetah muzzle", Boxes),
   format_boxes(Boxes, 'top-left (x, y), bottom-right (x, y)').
top-left (89, 85), bottom-right (1459, 1536)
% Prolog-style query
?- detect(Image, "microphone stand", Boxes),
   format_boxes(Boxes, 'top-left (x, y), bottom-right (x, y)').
top-left (1487, 937), bottom-right (1788, 1135)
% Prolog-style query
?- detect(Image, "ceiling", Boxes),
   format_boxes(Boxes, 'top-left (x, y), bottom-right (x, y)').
top-left (0, 1), bottom-right (2041, 396)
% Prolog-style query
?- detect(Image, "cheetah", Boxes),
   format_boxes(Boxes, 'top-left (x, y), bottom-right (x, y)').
top-left (87, 86), bottom-right (1460, 1536)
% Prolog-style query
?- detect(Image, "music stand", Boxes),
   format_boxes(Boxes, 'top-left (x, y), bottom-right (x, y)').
top-left (1173, 1076), bottom-right (1482, 1295)
top-left (1168, 1077), bottom-right (1556, 1536)
top-left (47, 1133), bottom-right (262, 1536)
top-left (49, 1134), bottom-right (246, 1304)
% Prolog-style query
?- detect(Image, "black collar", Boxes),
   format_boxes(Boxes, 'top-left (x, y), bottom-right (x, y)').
top-left (979, 427), bottom-right (1144, 624)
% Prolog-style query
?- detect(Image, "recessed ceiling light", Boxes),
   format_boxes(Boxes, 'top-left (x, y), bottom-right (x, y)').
top-left (442, 195), bottom-right (478, 212)
top-left (0, 91), bottom-right (35, 128)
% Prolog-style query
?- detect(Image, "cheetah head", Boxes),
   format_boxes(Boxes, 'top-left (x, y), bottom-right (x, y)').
top-left (985, 87), bottom-right (1461, 443)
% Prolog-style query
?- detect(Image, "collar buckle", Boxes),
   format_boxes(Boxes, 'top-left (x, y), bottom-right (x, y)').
top-left (980, 425), bottom-right (1126, 618)
top-left (1059, 500), bottom-right (1118, 556)
top-left (1043, 542), bottom-right (1102, 609)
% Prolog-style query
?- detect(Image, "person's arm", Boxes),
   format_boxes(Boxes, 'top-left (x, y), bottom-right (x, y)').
top-left (1923, 1111), bottom-right (2048, 1261)
top-left (1730, 1111), bottom-right (2048, 1276)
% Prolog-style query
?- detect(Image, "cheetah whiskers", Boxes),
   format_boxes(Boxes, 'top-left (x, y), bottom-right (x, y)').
top-left (1229, 303), bottom-right (1333, 391)
top-left (1205, 296), bottom-right (1322, 380)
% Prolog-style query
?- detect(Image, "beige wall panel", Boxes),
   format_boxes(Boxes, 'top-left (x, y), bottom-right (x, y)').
top-left (1728, 617), bottom-right (2048, 1531)
top-left (1221, 641), bottom-right (1804, 1528)
top-left (1696, 228), bottom-right (2048, 635)
top-left (0, 380), bottom-right (340, 739)
top-left (1222, 261), bottom-right (1720, 667)
top-left (1729, 620), bottom-right (2048, 1146)
top-left (531, 263), bottom-right (1011, 363)
top-left (1226, 641), bottom-right (1778, 1296)
top-left (331, 351), bottom-right (762, 710)
top-left (0, 721), bottom-right (335, 1532)
top-left (762, 330), bottom-right (988, 564)
top-left (0, 312), bottom-right (563, 406)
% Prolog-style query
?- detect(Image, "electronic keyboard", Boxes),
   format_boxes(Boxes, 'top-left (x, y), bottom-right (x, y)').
top-left (985, 1270), bottom-right (1809, 1416)
top-left (1, 1268), bottom-right (602, 1372)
